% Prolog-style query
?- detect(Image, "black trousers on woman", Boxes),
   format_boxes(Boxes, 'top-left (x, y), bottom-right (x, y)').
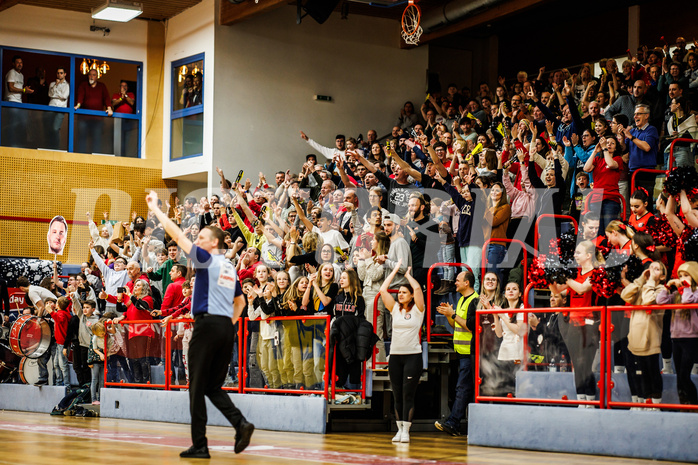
top-left (558, 317), bottom-right (599, 397)
top-left (389, 353), bottom-right (422, 422)
top-left (189, 314), bottom-right (246, 449)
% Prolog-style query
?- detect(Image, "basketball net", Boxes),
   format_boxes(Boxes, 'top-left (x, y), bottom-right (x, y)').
top-left (401, 1), bottom-right (422, 46)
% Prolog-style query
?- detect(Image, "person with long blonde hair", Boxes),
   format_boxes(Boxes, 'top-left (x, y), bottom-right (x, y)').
top-left (302, 262), bottom-right (338, 390)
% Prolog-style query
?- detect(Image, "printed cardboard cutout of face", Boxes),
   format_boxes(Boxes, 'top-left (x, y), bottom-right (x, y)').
top-left (47, 215), bottom-right (68, 255)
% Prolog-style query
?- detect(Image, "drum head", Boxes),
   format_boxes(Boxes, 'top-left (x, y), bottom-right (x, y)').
top-left (12, 316), bottom-right (52, 359)
top-left (19, 357), bottom-right (40, 385)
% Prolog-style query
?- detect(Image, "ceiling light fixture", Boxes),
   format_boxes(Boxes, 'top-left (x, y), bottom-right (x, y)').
top-left (92, 0), bottom-right (143, 22)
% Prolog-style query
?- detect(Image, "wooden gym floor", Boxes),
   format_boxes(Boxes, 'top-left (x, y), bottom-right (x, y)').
top-left (0, 410), bottom-right (683, 465)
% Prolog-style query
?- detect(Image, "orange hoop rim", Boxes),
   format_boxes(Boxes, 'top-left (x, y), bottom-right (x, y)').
top-left (401, 2), bottom-right (421, 36)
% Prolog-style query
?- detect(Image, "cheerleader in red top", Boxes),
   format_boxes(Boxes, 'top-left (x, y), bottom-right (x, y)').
top-left (605, 220), bottom-right (633, 255)
top-left (549, 241), bottom-right (599, 405)
top-left (112, 279), bottom-right (156, 384)
top-left (628, 188), bottom-right (656, 233)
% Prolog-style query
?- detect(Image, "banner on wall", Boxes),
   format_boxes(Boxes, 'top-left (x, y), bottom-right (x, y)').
top-left (47, 215), bottom-right (68, 256)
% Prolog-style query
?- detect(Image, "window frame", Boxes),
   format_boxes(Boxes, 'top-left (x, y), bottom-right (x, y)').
top-left (170, 53), bottom-right (204, 161)
top-left (0, 45), bottom-right (143, 158)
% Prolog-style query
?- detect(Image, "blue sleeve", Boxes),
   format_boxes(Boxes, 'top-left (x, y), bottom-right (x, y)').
top-left (567, 96), bottom-right (585, 136)
top-left (443, 182), bottom-right (467, 209)
top-left (235, 280), bottom-right (243, 297)
top-left (412, 146), bottom-right (429, 163)
top-left (185, 244), bottom-right (211, 267)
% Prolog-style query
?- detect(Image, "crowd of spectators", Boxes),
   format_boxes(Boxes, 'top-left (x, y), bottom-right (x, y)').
top-left (2, 37), bottom-right (698, 436)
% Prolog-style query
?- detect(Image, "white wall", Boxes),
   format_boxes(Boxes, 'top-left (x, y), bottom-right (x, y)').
top-left (162, 0), bottom-right (215, 184)
top-left (210, 3), bottom-right (429, 179)
top-left (0, 5), bottom-right (147, 60)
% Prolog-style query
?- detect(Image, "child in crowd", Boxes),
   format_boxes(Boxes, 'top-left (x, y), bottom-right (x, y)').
top-left (621, 261), bottom-right (667, 408)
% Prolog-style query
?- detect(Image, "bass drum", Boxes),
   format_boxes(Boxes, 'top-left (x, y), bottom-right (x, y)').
top-left (0, 341), bottom-right (20, 383)
top-left (9, 314), bottom-right (52, 359)
top-left (19, 357), bottom-right (40, 385)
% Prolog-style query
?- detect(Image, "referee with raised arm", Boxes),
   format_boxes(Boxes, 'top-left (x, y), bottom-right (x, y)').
top-left (146, 190), bottom-right (254, 459)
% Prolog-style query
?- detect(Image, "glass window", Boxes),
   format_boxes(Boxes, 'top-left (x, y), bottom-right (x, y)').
top-left (171, 113), bottom-right (203, 160)
top-left (0, 47), bottom-right (142, 157)
top-left (172, 58), bottom-right (203, 112)
top-left (171, 53), bottom-right (204, 160)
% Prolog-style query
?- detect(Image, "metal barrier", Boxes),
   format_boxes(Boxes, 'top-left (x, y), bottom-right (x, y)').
top-left (583, 191), bottom-right (627, 221)
top-left (474, 293), bottom-right (698, 412)
top-left (330, 349), bottom-right (367, 404)
top-left (668, 137), bottom-right (698, 170)
top-left (426, 262), bottom-right (473, 342)
top-left (241, 315), bottom-right (330, 399)
top-left (630, 168), bottom-right (666, 194)
top-left (533, 214), bottom-right (578, 253)
top-left (480, 238), bottom-right (528, 291)
top-left (605, 303), bottom-right (698, 412)
top-left (371, 290), bottom-right (398, 369)
top-left (474, 305), bottom-right (606, 408)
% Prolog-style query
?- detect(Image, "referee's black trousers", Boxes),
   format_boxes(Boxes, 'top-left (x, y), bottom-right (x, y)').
top-left (189, 314), bottom-right (244, 448)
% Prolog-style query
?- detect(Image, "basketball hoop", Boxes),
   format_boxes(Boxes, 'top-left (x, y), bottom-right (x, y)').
top-left (401, 1), bottom-right (422, 46)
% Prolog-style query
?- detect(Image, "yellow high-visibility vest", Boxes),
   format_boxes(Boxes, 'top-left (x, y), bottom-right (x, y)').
top-left (453, 292), bottom-right (478, 355)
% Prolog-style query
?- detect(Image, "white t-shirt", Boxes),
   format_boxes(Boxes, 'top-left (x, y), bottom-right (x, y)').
top-left (27, 285), bottom-right (56, 307)
top-left (390, 303), bottom-right (424, 355)
top-left (4, 69), bottom-right (23, 102)
top-left (498, 312), bottom-right (526, 361)
top-left (313, 226), bottom-right (349, 250)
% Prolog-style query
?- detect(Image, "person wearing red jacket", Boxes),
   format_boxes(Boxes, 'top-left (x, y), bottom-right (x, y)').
top-left (159, 265), bottom-right (187, 314)
top-left (113, 280), bottom-right (155, 384)
top-left (52, 296), bottom-right (73, 386)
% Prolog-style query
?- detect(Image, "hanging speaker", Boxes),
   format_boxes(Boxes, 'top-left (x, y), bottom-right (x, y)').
top-left (303, 0), bottom-right (341, 24)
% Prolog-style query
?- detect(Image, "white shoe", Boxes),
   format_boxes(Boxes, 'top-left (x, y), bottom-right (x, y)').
top-left (577, 394), bottom-right (587, 408)
top-left (392, 421), bottom-right (403, 443)
top-left (400, 421), bottom-right (411, 443)
top-left (662, 359), bottom-right (675, 375)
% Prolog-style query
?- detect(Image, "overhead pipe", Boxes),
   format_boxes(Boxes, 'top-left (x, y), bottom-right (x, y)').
top-left (420, 0), bottom-right (505, 33)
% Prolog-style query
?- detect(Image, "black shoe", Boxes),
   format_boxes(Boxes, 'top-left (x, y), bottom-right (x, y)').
top-left (179, 445), bottom-right (210, 458)
top-left (234, 421), bottom-right (255, 454)
top-left (435, 420), bottom-right (460, 436)
top-left (34, 380), bottom-right (48, 386)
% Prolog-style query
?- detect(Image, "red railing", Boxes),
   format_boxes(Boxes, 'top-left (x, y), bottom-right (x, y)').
top-left (426, 262), bottom-right (473, 342)
top-left (630, 168), bottom-right (666, 194)
top-left (241, 315), bottom-right (330, 399)
top-left (533, 214), bottom-right (578, 253)
top-left (371, 290), bottom-right (398, 369)
top-left (480, 238), bottom-right (528, 291)
top-left (605, 303), bottom-right (698, 411)
top-left (475, 291), bottom-right (698, 411)
top-left (668, 137), bottom-right (698, 169)
top-left (583, 191), bottom-right (627, 221)
top-left (474, 305), bottom-right (606, 408)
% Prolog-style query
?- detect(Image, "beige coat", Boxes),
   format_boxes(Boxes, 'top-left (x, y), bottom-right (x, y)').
top-left (620, 275), bottom-right (664, 356)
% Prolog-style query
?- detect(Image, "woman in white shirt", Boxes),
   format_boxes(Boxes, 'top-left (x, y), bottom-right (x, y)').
top-left (493, 281), bottom-right (526, 397)
top-left (379, 260), bottom-right (424, 444)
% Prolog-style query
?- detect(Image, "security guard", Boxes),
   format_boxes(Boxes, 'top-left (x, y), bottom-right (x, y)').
top-left (434, 270), bottom-right (478, 436)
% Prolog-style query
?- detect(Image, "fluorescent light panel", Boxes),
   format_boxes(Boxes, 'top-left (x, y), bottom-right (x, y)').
top-left (92, 0), bottom-right (143, 22)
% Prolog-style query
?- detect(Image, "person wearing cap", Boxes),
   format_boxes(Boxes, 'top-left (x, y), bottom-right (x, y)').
top-left (373, 213), bottom-right (412, 362)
